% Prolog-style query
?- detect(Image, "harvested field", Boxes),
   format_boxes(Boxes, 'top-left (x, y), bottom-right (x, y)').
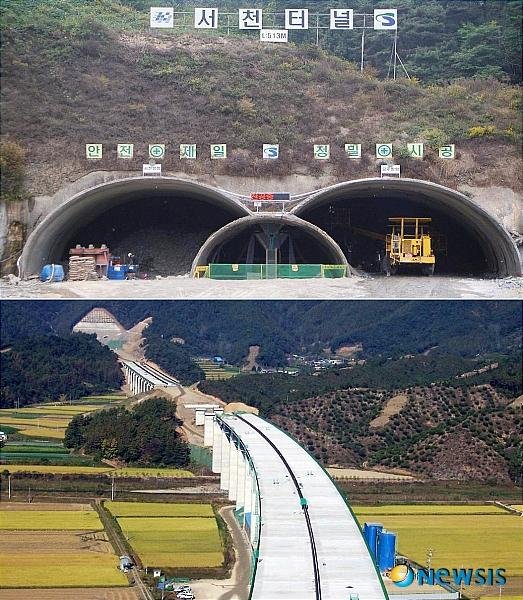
top-left (105, 501), bottom-right (213, 517)
top-left (0, 503), bottom-right (128, 589)
top-left (0, 509), bottom-right (103, 530)
top-left (327, 467), bottom-right (414, 480)
top-left (2, 530), bottom-right (112, 554)
top-left (0, 502), bottom-right (92, 511)
top-left (0, 588), bottom-right (139, 600)
top-left (2, 464), bottom-right (194, 476)
top-left (354, 504), bottom-right (506, 515)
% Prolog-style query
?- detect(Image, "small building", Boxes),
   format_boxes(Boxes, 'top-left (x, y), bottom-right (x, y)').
top-left (0, 432), bottom-right (7, 442)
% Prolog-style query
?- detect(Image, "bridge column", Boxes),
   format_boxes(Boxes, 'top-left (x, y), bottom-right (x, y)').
top-left (212, 419), bottom-right (223, 473)
top-left (236, 449), bottom-right (246, 510)
top-left (243, 466), bottom-right (253, 527)
top-left (203, 413), bottom-right (214, 447)
top-left (220, 430), bottom-right (231, 491)
top-left (228, 438), bottom-right (239, 501)
top-left (195, 408), bottom-right (205, 426)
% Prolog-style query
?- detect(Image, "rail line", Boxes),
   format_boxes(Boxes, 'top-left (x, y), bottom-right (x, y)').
top-left (235, 414), bottom-right (322, 600)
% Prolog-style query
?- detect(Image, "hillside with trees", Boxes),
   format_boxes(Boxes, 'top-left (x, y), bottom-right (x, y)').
top-left (65, 397), bottom-right (190, 466)
top-left (2, 301), bottom-right (520, 366)
top-left (1, 0), bottom-right (521, 197)
top-left (0, 333), bottom-right (124, 408)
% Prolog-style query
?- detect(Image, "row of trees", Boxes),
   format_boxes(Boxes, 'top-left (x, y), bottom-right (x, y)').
top-left (64, 397), bottom-right (190, 466)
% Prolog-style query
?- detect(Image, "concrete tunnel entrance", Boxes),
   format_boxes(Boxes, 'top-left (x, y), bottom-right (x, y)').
top-left (192, 214), bottom-right (348, 273)
top-left (20, 177), bottom-right (250, 277)
top-left (292, 179), bottom-right (521, 277)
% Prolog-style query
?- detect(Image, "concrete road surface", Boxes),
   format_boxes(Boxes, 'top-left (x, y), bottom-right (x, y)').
top-left (1, 274), bottom-right (522, 299)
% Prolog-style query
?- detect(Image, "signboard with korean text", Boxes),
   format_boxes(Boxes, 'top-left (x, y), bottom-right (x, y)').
top-left (211, 144), bottom-right (227, 159)
top-left (143, 164), bottom-right (162, 176)
top-left (407, 143), bottom-right (424, 159)
top-left (381, 164), bottom-right (401, 177)
top-left (239, 9), bottom-right (262, 30)
top-left (86, 144), bottom-right (102, 159)
top-left (180, 144), bottom-right (197, 159)
top-left (330, 9), bottom-right (353, 30)
top-left (439, 145), bottom-right (455, 159)
top-left (285, 9), bottom-right (308, 30)
top-left (117, 144), bottom-right (134, 159)
top-left (314, 145), bottom-right (330, 160)
top-left (195, 8), bottom-right (218, 29)
top-left (345, 144), bottom-right (361, 159)
top-left (260, 29), bottom-right (288, 42)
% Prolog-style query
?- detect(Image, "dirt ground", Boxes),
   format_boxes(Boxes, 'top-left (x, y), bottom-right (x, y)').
top-left (326, 467), bottom-right (415, 481)
top-left (2, 530), bottom-right (113, 554)
top-left (369, 394), bottom-right (409, 428)
top-left (2, 274), bottom-right (521, 299)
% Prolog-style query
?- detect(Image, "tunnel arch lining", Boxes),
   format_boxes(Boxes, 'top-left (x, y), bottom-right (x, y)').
top-left (20, 176), bottom-right (251, 277)
top-left (290, 177), bottom-right (521, 277)
top-left (191, 213), bottom-right (349, 274)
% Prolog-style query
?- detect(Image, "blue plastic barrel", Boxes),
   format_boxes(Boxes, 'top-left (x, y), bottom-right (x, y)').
top-left (377, 530), bottom-right (396, 572)
top-left (363, 522), bottom-right (383, 559)
top-left (107, 265), bottom-right (127, 280)
top-left (40, 264), bottom-right (64, 282)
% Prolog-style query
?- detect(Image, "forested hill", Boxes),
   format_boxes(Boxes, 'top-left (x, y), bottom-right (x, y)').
top-left (1, 300), bottom-right (521, 365)
top-left (1, 333), bottom-right (124, 408)
top-left (1, 0), bottom-right (521, 196)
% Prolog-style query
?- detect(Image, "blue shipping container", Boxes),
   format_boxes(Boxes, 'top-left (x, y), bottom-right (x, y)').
top-left (377, 530), bottom-right (396, 572)
top-left (363, 522), bottom-right (383, 559)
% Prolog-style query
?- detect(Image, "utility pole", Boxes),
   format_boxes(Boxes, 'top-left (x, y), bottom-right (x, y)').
top-left (111, 475), bottom-right (115, 501)
top-left (8, 474), bottom-right (11, 499)
top-left (360, 14), bottom-right (366, 71)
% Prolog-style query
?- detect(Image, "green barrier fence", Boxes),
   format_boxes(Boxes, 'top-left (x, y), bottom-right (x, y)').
top-left (206, 264), bottom-right (347, 280)
top-left (189, 444), bottom-right (212, 468)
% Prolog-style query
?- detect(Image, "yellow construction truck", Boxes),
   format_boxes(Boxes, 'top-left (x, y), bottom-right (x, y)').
top-left (352, 217), bottom-right (437, 276)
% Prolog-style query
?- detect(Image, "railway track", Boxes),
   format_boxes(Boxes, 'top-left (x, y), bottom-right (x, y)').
top-left (235, 414), bottom-right (322, 600)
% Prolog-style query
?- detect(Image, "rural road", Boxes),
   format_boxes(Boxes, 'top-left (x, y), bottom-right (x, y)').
top-left (2, 274), bottom-right (522, 299)
top-left (190, 506), bottom-right (251, 600)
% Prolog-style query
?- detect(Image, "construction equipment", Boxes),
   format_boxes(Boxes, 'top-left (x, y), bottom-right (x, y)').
top-left (384, 217), bottom-right (435, 276)
top-left (351, 217), bottom-right (437, 276)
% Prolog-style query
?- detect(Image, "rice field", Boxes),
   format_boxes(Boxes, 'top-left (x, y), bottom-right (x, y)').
top-left (0, 509), bottom-right (104, 530)
top-left (1, 464), bottom-right (194, 477)
top-left (105, 502), bottom-right (213, 517)
top-left (0, 395), bottom-right (125, 442)
top-left (353, 505), bottom-right (523, 600)
top-left (105, 502), bottom-right (223, 568)
top-left (0, 503), bottom-right (128, 588)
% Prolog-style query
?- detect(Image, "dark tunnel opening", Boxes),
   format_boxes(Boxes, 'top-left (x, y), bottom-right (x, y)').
top-left (208, 225), bottom-right (337, 265)
top-left (301, 195), bottom-right (492, 275)
top-left (59, 192), bottom-right (241, 276)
